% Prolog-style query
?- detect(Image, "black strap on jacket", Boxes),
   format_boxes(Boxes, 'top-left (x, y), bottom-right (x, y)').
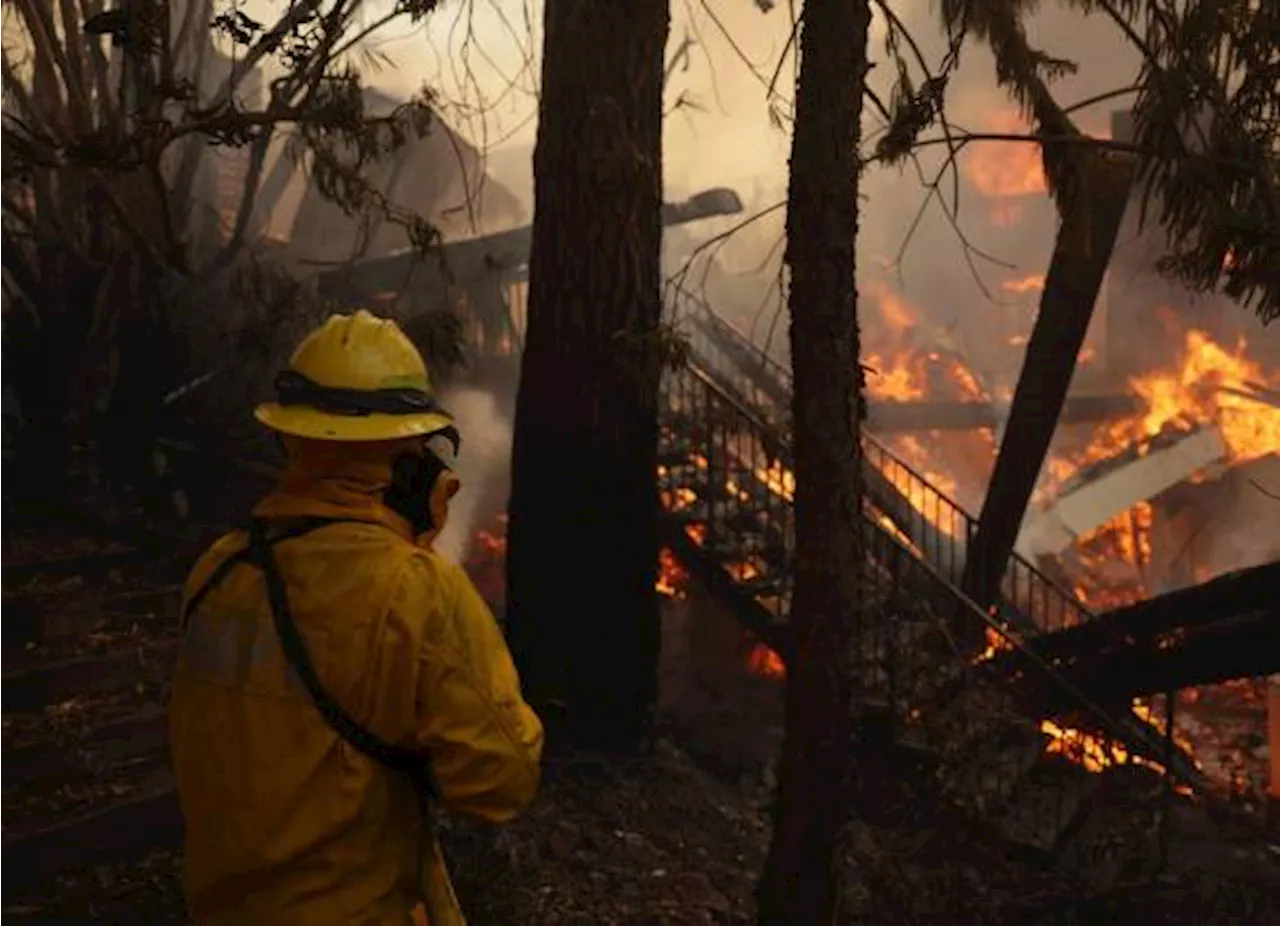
top-left (182, 516), bottom-right (438, 798)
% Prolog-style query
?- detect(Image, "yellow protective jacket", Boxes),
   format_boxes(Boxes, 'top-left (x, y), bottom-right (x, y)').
top-left (169, 449), bottom-right (544, 925)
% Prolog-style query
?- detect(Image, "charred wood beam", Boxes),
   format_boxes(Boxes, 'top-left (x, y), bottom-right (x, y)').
top-left (963, 153), bottom-right (1136, 629)
top-left (316, 187), bottom-right (744, 299)
top-left (1018, 425), bottom-right (1229, 558)
top-left (991, 561), bottom-right (1280, 671)
top-left (1027, 609), bottom-right (1279, 707)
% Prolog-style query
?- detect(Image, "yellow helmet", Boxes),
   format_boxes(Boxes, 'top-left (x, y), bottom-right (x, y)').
top-left (254, 309), bottom-right (455, 442)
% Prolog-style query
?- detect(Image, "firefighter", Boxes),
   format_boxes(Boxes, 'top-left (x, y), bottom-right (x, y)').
top-left (169, 310), bottom-right (543, 925)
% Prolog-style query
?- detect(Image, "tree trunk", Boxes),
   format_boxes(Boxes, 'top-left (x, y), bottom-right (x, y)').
top-left (504, 0), bottom-right (668, 751)
top-left (962, 154), bottom-right (1135, 627)
top-left (756, 1), bottom-right (871, 921)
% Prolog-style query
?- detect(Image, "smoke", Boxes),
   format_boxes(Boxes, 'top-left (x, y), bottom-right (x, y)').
top-left (263, 0), bottom-right (1262, 373)
top-left (357, 1), bottom-right (1275, 582)
top-left (433, 385), bottom-right (514, 562)
top-left (357, 2), bottom-right (1147, 341)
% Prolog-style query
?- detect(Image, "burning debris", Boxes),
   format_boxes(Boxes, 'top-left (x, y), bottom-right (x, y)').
top-left (656, 547), bottom-right (689, 600)
top-left (460, 267), bottom-right (1275, 803)
top-left (858, 277), bottom-right (1278, 610)
top-left (849, 274), bottom-right (1277, 791)
top-left (668, 271), bottom-right (1277, 799)
top-left (1019, 425), bottom-right (1229, 567)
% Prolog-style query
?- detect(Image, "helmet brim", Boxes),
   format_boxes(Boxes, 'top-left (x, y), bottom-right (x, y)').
top-left (254, 403), bottom-right (456, 442)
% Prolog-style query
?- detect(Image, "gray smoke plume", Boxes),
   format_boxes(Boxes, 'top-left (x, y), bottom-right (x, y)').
top-left (434, 386), bottom-right (514, 562)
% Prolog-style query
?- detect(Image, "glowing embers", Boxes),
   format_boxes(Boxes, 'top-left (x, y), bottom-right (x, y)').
top-left (656, 547), bottom-right (688, 599)
top-left (746, 641), bottom-right (785, 680)
top-left (1037, 717), bottom-right (1194, 795)
top-left (656, 437), bottom-right (791, 619)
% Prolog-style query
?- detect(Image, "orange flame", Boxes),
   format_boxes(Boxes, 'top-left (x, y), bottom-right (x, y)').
top-left (1001, 273), bottom-right (1046, 295)
top-left (1038, 716), bottom-right (1194, 794)
top-left (1043, 326), bottom-right (1280, 508)
top-left (657, 547), bottom-right (688, 599)
top-left (1130, 328), bottom-right (1279, 463)
top-left (965, 110), bottom-right (1047, 199)
top-left (747, 642), bottom-right (786, 679)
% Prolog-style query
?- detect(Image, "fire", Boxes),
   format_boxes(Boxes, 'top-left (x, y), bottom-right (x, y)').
top-left (1131, 699), bottom-right (1199, 758)
top-left (1129, 328), bottom-right (1280, 464)
top-left (876, 512), bottom-right (922, 554)
top-left (462, 515), bottom-right (509, 607)
top-left (466, 517), bottom-right (692, 602)
top-left (753, 461), bottom-right (796, 501)
top-left (747, 642), bottom-right (786, 679)
top-left (1031, 325), bottom-right (1279, 607)
top-left (862, 342), bottom-right (992, 532)
top-left (1038, 716), bottom-right (1195, 795)
top-left (1042, 326), bottom-right (1280, 512)
top-left (657, 547), bottom-right (688, 599)
top-left (1070, 501), bottom-right (1154, 607)
top-left (964, 110), bottom-right (1047, 199)
top-left (1002, 273), bottom-right (1046, 295)
top-left (874, 433), bottom-right (962, 511)
top-left (974, 626), bottom-right (1013, 662)
top-left (470, 516), bottom-right (507, 558)
top-left (866, 280), bottom-right (917, 338)
top-left (861, 285), bottom-right (991, 528)
top-left (864, 348), bottom-right (988, 407)
top-left (866, 353), bottom-right (928, 402)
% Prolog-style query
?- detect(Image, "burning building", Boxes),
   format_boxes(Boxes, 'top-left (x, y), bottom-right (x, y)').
top-left (847, 107), bottom-right (1280, 614)
top-left (841, 109), bottom-right (1277, 796)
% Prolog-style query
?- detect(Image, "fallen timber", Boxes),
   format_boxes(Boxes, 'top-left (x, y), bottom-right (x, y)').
top-left (1037, 610), bottom-right (1278, 707)
top-left (1018, 425), bottom-right (1230, 559)
top-left (1070, 612), bottom-right (1280, 706)
top-left (990, 561), bottom-right (1279, 669)
top-left (316, 187), bottom-right (745, 299)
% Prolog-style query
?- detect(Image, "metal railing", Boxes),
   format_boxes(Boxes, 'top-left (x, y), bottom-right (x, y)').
top-left (656, 357), bottom-right (1197, 848)
top-left (659, 361), bottom-right (795, 650)
top-left (681, 300), bottom-right (792, 431)
top-left (673, 292), bottom-right (1097, 636)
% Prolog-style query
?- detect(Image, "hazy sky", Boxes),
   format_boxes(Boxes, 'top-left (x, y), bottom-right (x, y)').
top-left (233, 0), bottom-right (1161, 342)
